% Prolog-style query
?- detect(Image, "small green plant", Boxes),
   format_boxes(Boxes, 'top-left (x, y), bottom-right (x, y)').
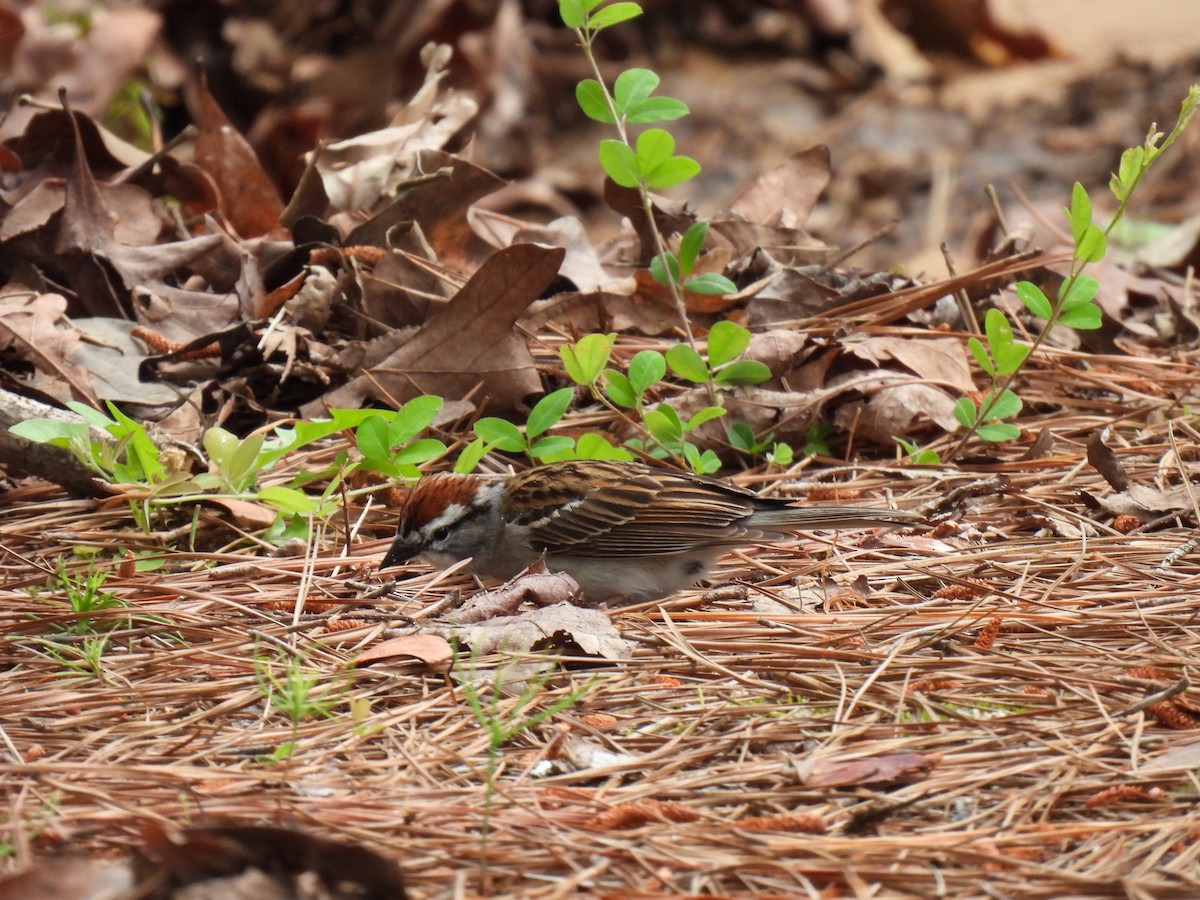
top-left (254, 646), bottom-right (348, 762)
top-left (473, 388), bottom-right (577, 462)
top-left (10, 397), bottom-right (449, 535)
top-left (457, 650), bottom-right (593, 862)
top-left (556, 322), bottom-right (774, 473)
top-left (0, 791), bottom-right (62, 861)
top-left (727, 422), bottom-right (794, 467)
top-left (893, 436), bottom-right (941, 466)
top-left (946, 85), bottom-right (1198, 456)
top-left (255, 649), bottom-right (343, 725)
top-left (559, 0), bottom-right (735, 353)
top-left (36, 634), bottom-right (112, 681)
top-left (38, 563), bottom-right (130, 636)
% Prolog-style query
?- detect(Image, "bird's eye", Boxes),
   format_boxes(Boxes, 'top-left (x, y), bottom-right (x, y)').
top-left (431, 525), bottom-right (450, 542)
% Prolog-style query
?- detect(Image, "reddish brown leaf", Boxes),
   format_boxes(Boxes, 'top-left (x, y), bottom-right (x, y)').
top-left (356, 633), bottom-right (454, 669)
top-left (187, 77), bottom-right (284, 238)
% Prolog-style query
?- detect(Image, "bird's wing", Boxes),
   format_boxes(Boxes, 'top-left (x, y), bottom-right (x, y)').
top-left (505, 461), bottom-right (756, 557)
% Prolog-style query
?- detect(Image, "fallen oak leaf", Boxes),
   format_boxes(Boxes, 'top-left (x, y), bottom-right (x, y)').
top-left (307, 243), bottom-right (562, 416)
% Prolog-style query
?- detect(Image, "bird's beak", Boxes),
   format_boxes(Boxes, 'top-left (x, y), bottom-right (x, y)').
top-left (380, 539), bottom-right (417, 570)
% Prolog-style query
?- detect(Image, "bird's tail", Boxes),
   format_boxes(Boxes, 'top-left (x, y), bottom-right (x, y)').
top-left (750, 505), bottom-right (922, 530)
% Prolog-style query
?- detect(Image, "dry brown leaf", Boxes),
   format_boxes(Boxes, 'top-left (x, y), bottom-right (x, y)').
top-left (187, 77), bottom-right (284, 238)
top-left (840, 334), bottom-right (974, 393)
top-left (0, 290), bottom-right (96, 404)
top-left (205, 497), bottom-right (277, 529)
top-left (511, 216), bottom-right (630, 294)
top-left (803, 752), bottom-right (938, 788)
top-left (343, 150), bottom-right (505, 272)
top-left (429, 600), bottom-right (635, 660)
top-left (834, 380), bottom-right (960, 441)
top-left (729, 145), bottom-right (831, 229)
top-left (356, 633), bottom-right (454, 670)
top-left (310, 243), bottom-right (561, 416)
top-left (446, 572), bottom-right (582, 623)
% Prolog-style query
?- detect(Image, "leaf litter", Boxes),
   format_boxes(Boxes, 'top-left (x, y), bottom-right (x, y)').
top-left (1, 2), bottom-right (1200, 897)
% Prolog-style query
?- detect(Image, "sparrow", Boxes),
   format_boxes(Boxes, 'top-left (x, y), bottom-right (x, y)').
top-left (381, 460), bottom-right (920, 603)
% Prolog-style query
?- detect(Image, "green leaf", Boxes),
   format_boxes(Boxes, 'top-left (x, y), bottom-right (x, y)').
top-left (678, 222), bottom-right (707, 277)
top-left (387, 396), bottom-right (441, 447)
top-left (714, 359), bottom-right (771, 386)
top-left (645, 155), bottom-right (700, 190)
top-left (1111, 145), bottom-right (1145, 201)
top-left (1016, 281), bottom-right (1052, 319)
top-left (665, 343), bottom-right (709, 382)
top-left (574, 432), bottom-right (636, 461)
top-left (982, 389), bottom-right (1022, 420)
top-left (649, 251), bottom-right (680, 285)
top-left (634, 128), bottom-right (674, 173)
top-left (561, 332), bottom-right (615, 385)
top-left (625, 96), bottom-right (689, 124)
top-left (9, 419), bottom-right (83, 445)
top-left (526, 387), bottom-right (573, 438)
top-left (558, 0), bottom-right (592, 28)
top-left (727, 421), bottom-right (755, 452)
top-left (355, 416), bottom-right (389, 462)
top-left (706, 320), bottom-right (750, 367)
top-left (474, 418), bottom-right (525, 452)
top-left (203, 427), bottom-right (239, 472)
top-left (586, 0), bottom-right (641, 30)
top-left (976, 422), bottom-right (1020, 443)
top-left (575, 79), bottom-right (613, 123)
top-left (106, 403), bottom-right (163, 481)
top-left (1067, 182), bottom-right (1092, 243)
top-left (257, 486), bottom-right (315, 516)
top-left (694, 447), bottom-right (722, 474)
top-left (983, 308), bottom-right (1015, 355)
top-left (454, 437), bottom-right (487, 474)
top-left (683, 273), bottom-right (736, 295)
top-left (769, 441), bottom-right (794, 467)
top-left (994, 343), bottom-right (1030, 377)
top-left (228, 432), bottom-right (265, 490)
top-left (598, 140), bottom-right (640, 187)
top-left (967, 336), bottom-right (995, 377)
top-left (628, 350), bottom-right (666, 395)
top-left (529, 435), bottom-right (577, 460)
top-left (68, 401), bottom-right (116, 429)
top-left (953, 397), bottom-right (977, 429)
top-left (1076, 223), bottom-right (1107, 263)
top-left (1059, 274), bottom-right (1099, 309)
top-left (612, 68), bottom-right (658, 117)
top-left (391, 439), bottom-right (447, 465)
top-left (1058, 304), bottom-right (1103, 329)
top-left (685, 406), bottom-right (726, 431)
top-left (603, 370), bottom-right (637, 408)
top-left (644, 405), bottom-right (682, 442)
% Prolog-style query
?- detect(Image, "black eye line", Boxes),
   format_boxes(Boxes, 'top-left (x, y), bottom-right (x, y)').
top-left (425, 500), bottom-right (489, 543)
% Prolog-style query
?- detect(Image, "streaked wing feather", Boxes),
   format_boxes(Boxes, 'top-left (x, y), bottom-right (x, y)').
top-left (505, 460), bottom-right (918, 559)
